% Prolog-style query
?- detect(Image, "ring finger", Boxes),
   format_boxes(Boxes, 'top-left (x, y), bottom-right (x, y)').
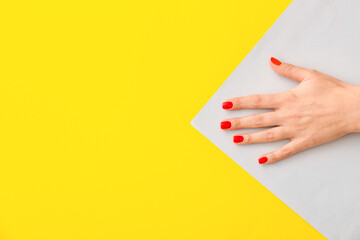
top-left (233, 126), bottom-right (290, 145)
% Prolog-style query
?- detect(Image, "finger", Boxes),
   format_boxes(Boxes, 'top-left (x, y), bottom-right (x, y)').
top-left (269, 57), bottom-right (311, 83)
top-left (258, 139), bottom-right (306, 165)
top-left (223, 93), bottom-right (284, 110)
top-left (221, 112), bottom-right (279, 130)
top-left (233, 127), bottom-right (289, 144)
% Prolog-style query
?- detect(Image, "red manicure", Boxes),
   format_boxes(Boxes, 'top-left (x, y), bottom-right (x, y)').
top-left (233, 136), bottom-right (244, 143)
top-left (270, 57), bottom-right (281, 66)
top-left (258, 157), bottom-right (268, 164)
top-left (221, 121), bottom-right (231, 129)
top-left (222, 101), bottom-right (233, 109)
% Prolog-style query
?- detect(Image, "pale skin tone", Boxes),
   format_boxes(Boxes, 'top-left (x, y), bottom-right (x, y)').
top-left (221, 57), bottom-right (360, 165)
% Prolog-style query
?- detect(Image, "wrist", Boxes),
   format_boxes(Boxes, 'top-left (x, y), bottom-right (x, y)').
top-left (346, 84), bottom-right (360, 133)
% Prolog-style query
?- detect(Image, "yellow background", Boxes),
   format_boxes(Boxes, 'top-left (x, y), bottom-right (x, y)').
top-left (0, 0), bottom-right (326, 239)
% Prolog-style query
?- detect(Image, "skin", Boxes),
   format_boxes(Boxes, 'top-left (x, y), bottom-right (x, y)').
top-left (222, 58), bottom-right (360, 164)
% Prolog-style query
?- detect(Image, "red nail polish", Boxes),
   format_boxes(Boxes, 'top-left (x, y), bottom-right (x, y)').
top-left (270, 57), bottom-right (281, 66)
top-left (258, 157), bottom-right (268, 164)
top-left (233, 135), bottom-right (244, 143)
top-left (222, 102), bottom-right (233, 110)
top-left (221, 121), bottom-right (231, 129)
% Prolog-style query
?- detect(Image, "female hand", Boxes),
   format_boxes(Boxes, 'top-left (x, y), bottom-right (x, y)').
top-left (221, 57), bottom-right (360, 165)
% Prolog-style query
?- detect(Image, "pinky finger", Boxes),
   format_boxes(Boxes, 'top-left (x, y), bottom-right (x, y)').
top-left (258, 139), bottom-right (306, 165)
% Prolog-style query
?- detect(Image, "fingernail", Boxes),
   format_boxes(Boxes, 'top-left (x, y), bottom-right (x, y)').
top-left (221, 121), bottom-right (231, 129)
top-left (233, 135), bottom-right (244, 143)
top-left (270, 57), bottom-right (281, 66)
top-left (258, 157), bottom-right (268, 164)
top-left (222, 101), bottom-right (233, 110)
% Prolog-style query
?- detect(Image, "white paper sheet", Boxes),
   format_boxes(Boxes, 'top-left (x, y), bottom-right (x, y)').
top-left (191, 1), bottom-right (360, 239)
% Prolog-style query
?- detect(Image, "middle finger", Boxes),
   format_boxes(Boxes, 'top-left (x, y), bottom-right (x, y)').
top-left (221, 112), bottom-right (279, 130)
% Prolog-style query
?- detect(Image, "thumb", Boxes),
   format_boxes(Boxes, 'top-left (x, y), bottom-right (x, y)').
top-left (269, 57), bottom-right (310, 83)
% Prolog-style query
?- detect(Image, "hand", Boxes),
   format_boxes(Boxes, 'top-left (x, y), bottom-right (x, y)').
top-left (221, 57), bottom-right (360, 165)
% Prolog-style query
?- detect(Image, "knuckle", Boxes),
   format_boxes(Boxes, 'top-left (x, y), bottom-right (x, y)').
top-left (278, 109), bottom-right (300, 119)
top-left (254, 116), bottom-right (263, 126)
top-left (308, 69), bottom-right (318, 74)
top-left (281, 148), bottom-right (292, 158)
top-left (300, 137), bottom-right (314, 149)
top-left (268, 152), bottom-right (277, 163)
top-left (265, 131), bottom-right (275, 142)
top-left (284, 64), bottom-right (295, 72)
top-left (282, 92), bottom-right (298, 104)
top-left (287, 112), bottom-right (300, 119)
top-left (231, 119), bottom-right (240, 128)
top-left (306, 69), bottom-right (318, 79)
top-left (251, 95), bottom-right (262, 106)
top-left (244, 134), bottom-right (252, 144)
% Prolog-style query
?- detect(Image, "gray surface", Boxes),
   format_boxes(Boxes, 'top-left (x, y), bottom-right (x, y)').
top-left (190, 1), bottom-right (360, 239)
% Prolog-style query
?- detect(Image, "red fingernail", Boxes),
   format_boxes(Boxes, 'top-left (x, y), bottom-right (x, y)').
top-left (222, 102), bottom-right (233, 109)
top-left (221, 121), bottom-right (231, 129)
top-left (258, 157), bottom-right (268, 164)
top-left (233, 135), bottom-right (244, 143)
top-left (270, 57), bottom-right (281, 66)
